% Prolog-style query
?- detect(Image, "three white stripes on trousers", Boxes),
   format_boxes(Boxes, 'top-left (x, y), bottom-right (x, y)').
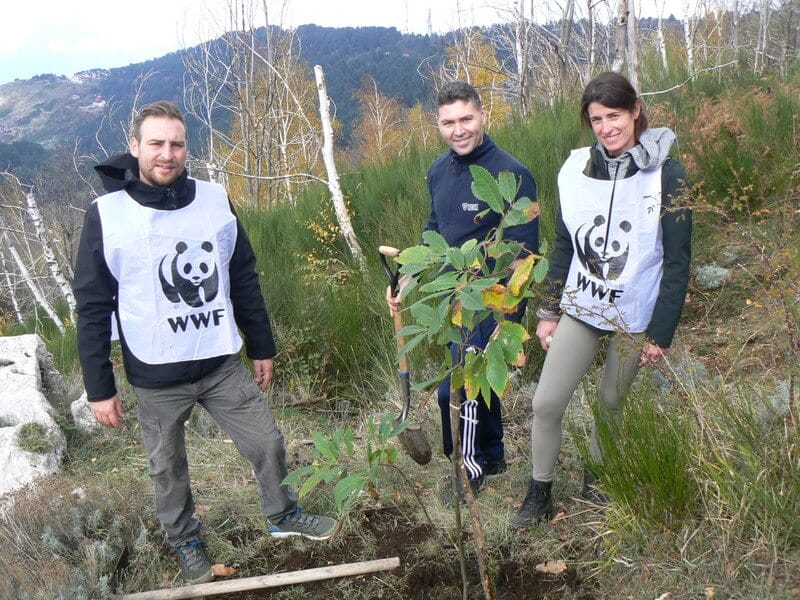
top-left (460, 400), bottom-right (481, 479)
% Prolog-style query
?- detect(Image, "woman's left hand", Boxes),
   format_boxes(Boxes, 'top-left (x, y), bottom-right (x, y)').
top-left (640, 342), bottom-right (667, 367)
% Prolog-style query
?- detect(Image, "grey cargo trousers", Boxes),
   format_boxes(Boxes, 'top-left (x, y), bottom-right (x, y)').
top-left (134, 355), bottom-right (297, 546)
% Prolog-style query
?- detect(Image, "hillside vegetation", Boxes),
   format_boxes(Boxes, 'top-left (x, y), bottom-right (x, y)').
top-left (1, 66), bottom-right (799, 598)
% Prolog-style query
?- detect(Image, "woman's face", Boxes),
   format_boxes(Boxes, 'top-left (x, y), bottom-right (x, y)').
top-left (587, 102), bottom-right (640, 157)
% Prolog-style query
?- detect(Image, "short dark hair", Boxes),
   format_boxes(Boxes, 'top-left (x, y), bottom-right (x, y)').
top-left (131, 101), bottom-right (186, 141)
top-left (580, 72), bottom-right (648, 138)
top-left (436, 81), bottom-right (482, 109)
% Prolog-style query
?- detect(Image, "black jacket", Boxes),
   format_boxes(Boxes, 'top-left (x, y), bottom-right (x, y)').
top-left (74, 154), bottom-right (275, 400)
top-left (541, 145), bottom-right (692, 347)
top-left (423, 135), bottom-right (539, 253)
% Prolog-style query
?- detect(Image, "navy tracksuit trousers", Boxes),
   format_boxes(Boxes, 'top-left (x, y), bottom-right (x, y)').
top-left (437, 304), bottom-right (526, 480)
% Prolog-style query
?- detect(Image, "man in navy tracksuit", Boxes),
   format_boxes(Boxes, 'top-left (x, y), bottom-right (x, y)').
top-left (387, 82), bottom-right (539, 499)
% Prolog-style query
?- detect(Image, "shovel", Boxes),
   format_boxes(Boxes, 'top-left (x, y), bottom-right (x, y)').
top-left (379, 245), bottom-right (432, 466)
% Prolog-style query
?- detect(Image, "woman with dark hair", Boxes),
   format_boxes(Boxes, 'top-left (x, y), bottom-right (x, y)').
top-left (513, 72), bottom-right (692, 527)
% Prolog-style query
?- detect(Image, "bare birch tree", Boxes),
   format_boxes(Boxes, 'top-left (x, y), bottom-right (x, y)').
top-left (314, 65), bottom-right (366, 270)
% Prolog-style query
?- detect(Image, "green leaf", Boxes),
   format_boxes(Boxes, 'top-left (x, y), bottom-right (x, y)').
top-left (398, 276), bottom-right (418, 301)
top-left (298, 468), bottom-right (327, 499)
top-left (486, 341), bottom-right (509, 397)
top-left (334, 475), bottom-right (366, 511)
top-left (397, 245), bottom-right (432, 265)
top-left (384, 447), bottom-right (398, 463)
top-left (282, 464), bottom-right (316, 487)
top-left (421, 230), bottom-right (450, 254)
top-left (397, 331), bottom-right (427, 360)
top-left (458, 288), bottom-right (485, 311)
top-left (312, 431), bottom-right (338, 462)
top-left (496, 321), bottom-right (528, 363)
top-left (533, 256), bottom-right (549, 282)
top-left (501, 197), bottom-right (533, 227)
top-left (419, 271), bottom-right (459, 293)
top-left (396, 324), bottom-right (425, 337)
top-left (468, 277), bottom-right (501, 291)
top-left (398, 262), bottom-right (428, 276)
top-left (410, 303), bottom-right (439, 327)
top-left (446, 247), bottom-right (466, 270)
top-left (497, 171), bottom-right (519, 203)
top-left (391, 417), bottom-right (410, 437)
top-left (469, 165), bottom-right (504, 213)
top-left (412, 370), bottom-right (450, 392)
top-left (322, 465), bottom-right (344, 483)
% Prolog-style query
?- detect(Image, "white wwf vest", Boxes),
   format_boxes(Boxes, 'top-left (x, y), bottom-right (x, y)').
top-left (557, 147), bottom-right (663, 333)
top-left (96, 180), bottom-right (243, 364)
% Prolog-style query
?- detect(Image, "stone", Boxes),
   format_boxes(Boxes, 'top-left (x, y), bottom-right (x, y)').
top-left (0, 335), bottom-right (66, 500)
top-left (70, 390), bottom-right (100, 431)
top-left (695, 264), bottom-right (731, 290)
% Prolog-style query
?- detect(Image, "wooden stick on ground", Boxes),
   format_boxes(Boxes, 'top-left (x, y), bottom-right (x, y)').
top-left (119, 556), bottom-right (401, 600)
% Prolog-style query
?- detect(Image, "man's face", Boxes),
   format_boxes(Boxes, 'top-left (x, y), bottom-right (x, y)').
top-left (437, 99), bottom-right (486, 156)
top-left (130, 116), bottom-right (188, 187)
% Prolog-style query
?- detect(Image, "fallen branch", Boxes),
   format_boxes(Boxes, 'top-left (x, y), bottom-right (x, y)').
top-left (118, 556), bottom-right (400, 600)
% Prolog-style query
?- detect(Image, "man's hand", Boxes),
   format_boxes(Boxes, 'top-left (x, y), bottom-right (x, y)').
top-left (536, 319), bottom-right (559, 351)
top-left (385, 274), bottom-right (413, 317)
top-left (640, 342), bottom-right (667, 367)
top-left (90, 395), bottom-right (125, 429)
top-left (253, 358), bottom-right (274, 391)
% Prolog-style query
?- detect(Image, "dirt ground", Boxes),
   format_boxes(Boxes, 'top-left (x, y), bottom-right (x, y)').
top-left (211, 506), bottom-right (592, 599)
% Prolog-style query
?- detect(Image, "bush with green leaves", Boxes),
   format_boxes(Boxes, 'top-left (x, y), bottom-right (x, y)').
top-left (282, 413), bottom-right (410, 513)
top-left (394, 165), bottom-right (548, 401)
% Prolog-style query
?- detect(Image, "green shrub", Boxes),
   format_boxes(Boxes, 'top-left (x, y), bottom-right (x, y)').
top-left (576, 377), bottom-right (700, 529)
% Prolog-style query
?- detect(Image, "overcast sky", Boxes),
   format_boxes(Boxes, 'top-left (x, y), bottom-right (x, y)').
top-left (0, 0), bottom-right (683, 84)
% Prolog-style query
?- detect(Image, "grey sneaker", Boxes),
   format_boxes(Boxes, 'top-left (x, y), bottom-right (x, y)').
top-left (267, 508), bottom-right (339, 540)
top-left (175, 539), bottom-right (214, 584)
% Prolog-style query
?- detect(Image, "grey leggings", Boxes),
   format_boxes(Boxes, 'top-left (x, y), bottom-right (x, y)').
top-left (531, 314), bottom-right (644, 482)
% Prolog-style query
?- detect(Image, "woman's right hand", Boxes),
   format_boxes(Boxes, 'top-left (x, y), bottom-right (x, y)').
top-left (536, 319), bottom-right (559, 351)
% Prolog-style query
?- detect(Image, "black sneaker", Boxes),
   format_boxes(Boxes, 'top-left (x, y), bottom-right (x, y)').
top-left (484, 459), bottom-right (507, 479)
top-left (267, 508), bottom-right (339, 540)
top-left (511, 479), bottom-right (553, 528)
top-left (175, 539), bottom-right (214, 584)
top-left (440, 473), bottom-right (485, 506)
top-left (581, 470), bottom-right (610, 505)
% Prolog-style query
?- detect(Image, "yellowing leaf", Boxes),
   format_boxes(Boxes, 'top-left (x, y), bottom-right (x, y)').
top-left (451, 302), bottom-right (463, 326)
top-left (508, 255), bottom-right (536, 295)
top-left (526, 201), bottom-right (541, 220)
top-left (481, 284), bottom-right (521, 314)
top-left (511, 349), bottom-right (526, 367)
top-left (212, 564), bottom-right (240, 577)
top-left (534, 559), bottom-right (567, 574)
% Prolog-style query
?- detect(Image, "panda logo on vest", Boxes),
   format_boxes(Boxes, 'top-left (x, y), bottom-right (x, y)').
top-left (574, 214), bottom-right (632, 281)
top-left (158, 241), bottom-right (219, 308)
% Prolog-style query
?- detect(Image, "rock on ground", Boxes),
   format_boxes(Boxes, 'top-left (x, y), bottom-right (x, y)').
top-left (0, 335), bottom-right (67, 500)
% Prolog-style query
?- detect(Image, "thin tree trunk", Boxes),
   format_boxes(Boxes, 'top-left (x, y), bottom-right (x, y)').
top-left (612, 0), bottom-right (628, 73)
top-left (7, 241), bottom-right (64, 333)
top-left (656, 0), bottom-right (669, 69)
top-left (23, 190), bottom-right (77, 319)
top-left (683, 1), bottom-right (696, 76)
top-left (450, 378), bottom-right (494, 599)
top-left (626, 0), bottom-right (640, 92)
top-left (313, 65), bottom-right (366, 271)
top-left (0, 242), bottom-right (23, 323)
